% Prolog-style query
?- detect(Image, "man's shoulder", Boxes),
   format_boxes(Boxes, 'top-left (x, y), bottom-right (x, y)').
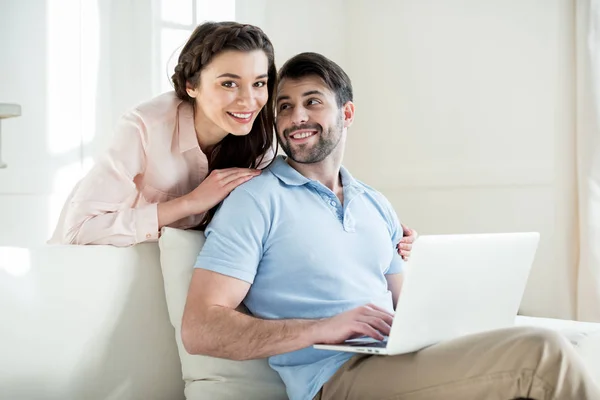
top-left (354, 179), bottom-right (393, 208)
top-left (225, 169), bottom-right (281, 204)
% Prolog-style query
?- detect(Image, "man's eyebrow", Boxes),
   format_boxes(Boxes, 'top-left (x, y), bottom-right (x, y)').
top-left (303, 90), bottom-right (325, 97)
top-left (276, 90), bottom-right (325, 103)
top-left (216, 73), bottom-right (269, 79)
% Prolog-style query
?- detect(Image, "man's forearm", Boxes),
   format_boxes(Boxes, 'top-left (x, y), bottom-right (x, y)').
top-left (182, 305), bottom-right (318, 360)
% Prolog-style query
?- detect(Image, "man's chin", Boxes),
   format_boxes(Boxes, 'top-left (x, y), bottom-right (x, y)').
top-left (286, 153), bottom-right (324, 164)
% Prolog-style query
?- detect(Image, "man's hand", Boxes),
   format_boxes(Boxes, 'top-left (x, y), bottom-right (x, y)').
top-left (312, 304), bottom-right (394, 344)
top-left (397, 224), bottom-right (418, 261)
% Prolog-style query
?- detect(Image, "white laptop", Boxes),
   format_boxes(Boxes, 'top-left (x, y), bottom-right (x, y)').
top-left (314, 232), bottom-right (540, 356)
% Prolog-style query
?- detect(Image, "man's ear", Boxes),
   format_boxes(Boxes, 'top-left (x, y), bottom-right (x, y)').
top-left (342, 101), bottom-right (355, 128)
top-left (186, 82), bottom-right (199, 98)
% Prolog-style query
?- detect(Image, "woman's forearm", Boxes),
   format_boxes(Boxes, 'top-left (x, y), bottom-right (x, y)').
top-left (157, 194), bottom-right (207, 228)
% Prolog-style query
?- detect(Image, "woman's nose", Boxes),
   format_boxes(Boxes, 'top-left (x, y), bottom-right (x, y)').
top-left (236, 86), bottom-right (255, 107)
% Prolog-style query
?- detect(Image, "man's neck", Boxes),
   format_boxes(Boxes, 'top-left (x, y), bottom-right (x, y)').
top-left (286, 153), bottom-right (344, 195)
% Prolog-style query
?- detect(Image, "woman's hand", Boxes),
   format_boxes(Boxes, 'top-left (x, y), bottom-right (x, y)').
top-left (184, 168), bottom-right (261, 215)
top-left (397, 224), bottom-right (418, 261)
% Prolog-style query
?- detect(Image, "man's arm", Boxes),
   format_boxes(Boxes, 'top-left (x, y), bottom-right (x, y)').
top-left (181, 268), bottom-right (317, 360)
top-left (182, 268), bottom-right (395, 360)
top-left (182, 185), bottom-right (395, 360)
top-left (181, 268), bottom-right (395, 360)
top-left (385, 273), bottom-right (404, 310)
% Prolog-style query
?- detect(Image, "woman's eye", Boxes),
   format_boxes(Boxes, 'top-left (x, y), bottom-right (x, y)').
top-left (222, 81), bottom-right (237, 88)
top-left (254, 81), bottom-right (267, 88)
top-left (279, 104), bottom-right (290, 111)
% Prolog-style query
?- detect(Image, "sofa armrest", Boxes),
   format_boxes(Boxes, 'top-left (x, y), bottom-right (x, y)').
top-left (0, 243), bottom-right (184, 400)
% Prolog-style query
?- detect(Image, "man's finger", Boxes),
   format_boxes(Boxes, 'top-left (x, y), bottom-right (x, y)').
top-left (357, 322), bottom-right (385, 341)
top-left (359, 316), bottom-right (391, 336)
top-left (365, 303), bottom-right (394, 317)
top-left (363, 306), bottom-right (394, 326)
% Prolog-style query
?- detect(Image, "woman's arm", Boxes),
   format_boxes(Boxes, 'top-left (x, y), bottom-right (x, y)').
top-left (51, 113), bottom-right (161, 246)
top-left (51, 113), bottom-right (263, 246)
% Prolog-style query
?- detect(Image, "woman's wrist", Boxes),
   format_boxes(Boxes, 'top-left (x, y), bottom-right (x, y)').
top-left (158, 196), bottom-right (196, 228)
top-left (179, 193), bottom-right (207, 217)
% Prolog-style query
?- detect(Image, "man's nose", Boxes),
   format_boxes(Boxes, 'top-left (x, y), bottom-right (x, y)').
top-left (291, 106), bottom-right (308, 125)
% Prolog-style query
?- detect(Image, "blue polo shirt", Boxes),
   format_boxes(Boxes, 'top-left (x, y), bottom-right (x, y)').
top-left (195, 156), bottom-right (404, 400)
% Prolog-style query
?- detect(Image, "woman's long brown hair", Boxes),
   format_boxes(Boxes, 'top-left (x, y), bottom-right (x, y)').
top-left (171, 21), bottom-right (277, 229)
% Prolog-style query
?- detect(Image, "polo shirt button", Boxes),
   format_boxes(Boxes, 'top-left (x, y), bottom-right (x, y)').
top-left (146, 233), bottom-right (152, 239)
top-left (329, 200), bottom-right (336, 206)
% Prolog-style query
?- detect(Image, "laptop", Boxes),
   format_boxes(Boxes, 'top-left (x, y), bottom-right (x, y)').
top-left (313, 232), bottom-right (540, 356)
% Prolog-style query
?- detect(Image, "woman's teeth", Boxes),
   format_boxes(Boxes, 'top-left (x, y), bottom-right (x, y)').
top-left (230, 112), bottom-right (252, 119)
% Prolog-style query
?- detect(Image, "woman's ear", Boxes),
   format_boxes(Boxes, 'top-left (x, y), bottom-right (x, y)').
top-left (186, 82), bottom-right (199, 98)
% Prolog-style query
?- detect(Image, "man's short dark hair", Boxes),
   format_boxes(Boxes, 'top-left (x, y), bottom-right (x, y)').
top-left (277, 52), bottom-right (353, 108)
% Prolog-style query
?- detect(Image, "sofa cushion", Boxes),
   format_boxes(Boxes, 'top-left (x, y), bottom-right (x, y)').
top-left (158, 227), bottom-right (288, 400)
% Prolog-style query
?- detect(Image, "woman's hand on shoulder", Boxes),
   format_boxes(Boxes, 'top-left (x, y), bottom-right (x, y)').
top-left (183, 168), bottom-right (261, 215)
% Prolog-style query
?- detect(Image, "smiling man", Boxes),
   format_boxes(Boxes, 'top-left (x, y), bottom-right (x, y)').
top-left (181, 52), bottom-right (600, 400)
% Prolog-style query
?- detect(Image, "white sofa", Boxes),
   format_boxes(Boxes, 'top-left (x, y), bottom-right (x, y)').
top-left (2, 242), bottom-right (600, 400)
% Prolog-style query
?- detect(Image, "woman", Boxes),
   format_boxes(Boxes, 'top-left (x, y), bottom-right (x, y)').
top-left (50, 21), bottom-right (417, 256)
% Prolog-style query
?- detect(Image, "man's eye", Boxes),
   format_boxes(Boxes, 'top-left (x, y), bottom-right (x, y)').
top-left (254, 81), bottom-right (267, 88)
top-left (307, 99), bottom-right (320, 105)
top-left (222, 81), bottom-right (237, 88)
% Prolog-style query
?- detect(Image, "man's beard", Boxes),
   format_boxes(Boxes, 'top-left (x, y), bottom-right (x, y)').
top-left (278, 115), bottom-right (343, 164)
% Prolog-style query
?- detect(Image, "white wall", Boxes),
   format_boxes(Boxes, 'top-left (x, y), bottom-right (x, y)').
top-left (0, 0), bottom-right (578, 317)
top-left (246, 0), bottom-right (577, 320)
top-left (0, 0), bottom-right (155, 247)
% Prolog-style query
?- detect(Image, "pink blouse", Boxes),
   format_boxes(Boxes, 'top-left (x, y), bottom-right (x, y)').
top-left (49, 92), bottom-right (273, 247)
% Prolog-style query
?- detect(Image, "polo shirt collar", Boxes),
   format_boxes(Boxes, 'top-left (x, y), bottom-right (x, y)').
top-left (269, 155), bottom-right (363, 191)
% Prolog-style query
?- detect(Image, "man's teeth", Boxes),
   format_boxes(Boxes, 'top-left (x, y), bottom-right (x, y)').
top-left (292, 132), bottom-right (314, 139)
top-left (230, 112), bottom-right (252, 119)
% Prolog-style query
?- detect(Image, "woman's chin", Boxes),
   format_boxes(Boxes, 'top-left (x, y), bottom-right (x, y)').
top-left (226, 124), bottom-right (254, 136)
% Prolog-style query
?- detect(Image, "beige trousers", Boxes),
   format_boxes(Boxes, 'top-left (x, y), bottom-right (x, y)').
top-left (314, 327), bottom-right (600, 400)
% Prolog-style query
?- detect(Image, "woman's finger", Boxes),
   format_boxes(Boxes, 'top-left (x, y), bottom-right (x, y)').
top-left (224, 174), bottom-right (258, 192)
top-left (220, 169), bottom-right (261, 186)
top-left (397, 243), bottom-right (412, 251)
top-left (218, 167), bottom-right (261, 176)
top-left (400, 234), bottom-right (415, 244)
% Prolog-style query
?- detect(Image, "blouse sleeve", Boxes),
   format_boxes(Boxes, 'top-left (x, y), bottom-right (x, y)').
top-left (49, 112), bottom-right (159, 246)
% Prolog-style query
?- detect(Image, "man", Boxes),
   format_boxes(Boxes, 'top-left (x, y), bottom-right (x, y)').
top-left (182, 52), bottom-right (600, 400)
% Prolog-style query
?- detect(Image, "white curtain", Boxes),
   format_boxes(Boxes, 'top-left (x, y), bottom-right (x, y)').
top-left (576, 0), bottom-right (600, 322)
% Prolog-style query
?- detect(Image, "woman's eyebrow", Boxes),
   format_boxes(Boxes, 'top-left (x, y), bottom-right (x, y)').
top-left (216, 73), bottom-right (268, 79)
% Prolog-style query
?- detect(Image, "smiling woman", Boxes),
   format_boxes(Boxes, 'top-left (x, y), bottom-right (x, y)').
top-left (49, 21), bottom-right (278, 247)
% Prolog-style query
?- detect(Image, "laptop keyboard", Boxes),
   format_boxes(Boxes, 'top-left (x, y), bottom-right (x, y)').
top-left (346, 339), bottom-right (388, 348)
